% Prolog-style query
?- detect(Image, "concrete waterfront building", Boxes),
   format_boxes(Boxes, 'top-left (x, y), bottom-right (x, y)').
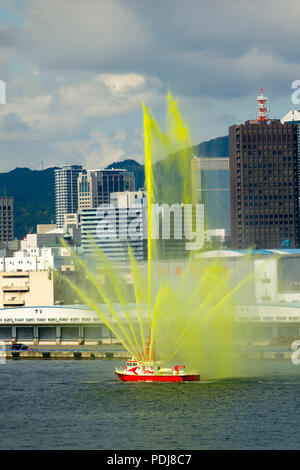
top-left (1, 300), bottom-right (300, 346)
top-left (0, 271), bottom-right (54, 308)
top-left (0, 305), bottom-right (124, 345)
top-left (78, 169), bottom-right (135, 211)
top-left (1, 299), bottom-right (300, 346)
top-left (55, 165), bottom-right (84, 228)
top-left (81, 190), bottom-right (147, 261)
top-left (229, 89), bottom-right (300, 249)
top-left (0, 245), bottom-right (83, 308)
top-left (0, 196), bottom-right (14, 243)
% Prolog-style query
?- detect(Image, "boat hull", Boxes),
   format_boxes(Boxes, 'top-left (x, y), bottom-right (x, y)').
top-left (115, 372), bottom-right (200, 382)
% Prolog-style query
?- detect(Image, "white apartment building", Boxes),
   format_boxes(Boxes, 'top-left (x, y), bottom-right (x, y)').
top-left (0, 246), bottom-right (73, 272)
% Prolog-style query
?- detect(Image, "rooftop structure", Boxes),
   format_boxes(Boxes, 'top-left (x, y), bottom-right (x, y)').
top-left (256, 87), bottom-right (269, 122)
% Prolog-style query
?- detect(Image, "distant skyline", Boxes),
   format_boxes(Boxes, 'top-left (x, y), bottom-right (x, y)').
top-left (1, 0), bottom-right (300, 171)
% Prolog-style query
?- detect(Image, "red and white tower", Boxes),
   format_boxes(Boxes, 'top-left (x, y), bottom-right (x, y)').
top-left (256, 87), bottom-right (268, 121)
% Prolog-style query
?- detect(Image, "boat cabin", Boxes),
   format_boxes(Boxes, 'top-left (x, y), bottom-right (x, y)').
top-left (126, 360), bottom-right (139, 369)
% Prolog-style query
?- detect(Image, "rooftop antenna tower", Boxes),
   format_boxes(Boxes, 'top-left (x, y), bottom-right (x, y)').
top-left (257, 87), bottom-right (268, 121)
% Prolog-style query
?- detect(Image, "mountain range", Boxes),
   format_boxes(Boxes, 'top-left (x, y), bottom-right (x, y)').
top-left (0, 135), bottom-right (229, 239)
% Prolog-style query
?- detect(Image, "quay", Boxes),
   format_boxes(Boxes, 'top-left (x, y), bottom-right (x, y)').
top-left (5, 348), bottom-right (131, 360)
top-left (2, 346), bottom-right (294, 360)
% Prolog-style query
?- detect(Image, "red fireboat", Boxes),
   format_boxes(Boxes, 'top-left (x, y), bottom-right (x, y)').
top-left (115, 359), bottom-right (200, 382)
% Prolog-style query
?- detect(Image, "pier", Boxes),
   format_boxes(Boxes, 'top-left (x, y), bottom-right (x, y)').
top-left (2, 345), bottom-right (294, 361)
top-left (5, 348), bottom-right (131, 360)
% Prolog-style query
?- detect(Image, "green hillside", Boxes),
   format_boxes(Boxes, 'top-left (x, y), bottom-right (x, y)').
top-left (193, 135), bottom-right (229, 157)
top-left (0, 167), bottom-right (56, 239)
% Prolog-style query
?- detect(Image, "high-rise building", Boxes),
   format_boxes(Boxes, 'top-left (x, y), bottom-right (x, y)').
top-left (0, 196), bottom-right (14, 243)
top-left (192, 157), bottom-right (230, 234)
top-left (81, 190), bottom-right (147, 262)
top-left (229, 89), bottom-right (300, 249)
top-left (54, 165), bottom-right (84, 228)
top-left (281, 109), bottom-right (300, 231)
top-left (77, 169), bottom-right (135, 211)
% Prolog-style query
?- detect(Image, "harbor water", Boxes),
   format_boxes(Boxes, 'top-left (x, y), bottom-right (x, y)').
top-left (1, 359), bottom-right (300, 450)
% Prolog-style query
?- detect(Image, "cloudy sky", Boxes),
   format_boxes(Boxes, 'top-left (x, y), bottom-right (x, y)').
top-left (0, 0), bottom-right (300, 171)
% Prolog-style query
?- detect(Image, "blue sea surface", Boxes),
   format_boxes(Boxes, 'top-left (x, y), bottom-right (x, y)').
top-left (0, 359), bottom-right (299, 450)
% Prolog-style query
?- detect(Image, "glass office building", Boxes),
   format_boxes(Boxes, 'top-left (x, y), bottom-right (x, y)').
top-left (192, 157), bottom-right (230, 234)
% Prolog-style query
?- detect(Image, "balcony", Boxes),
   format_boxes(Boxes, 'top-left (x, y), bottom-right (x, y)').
top-left (3, 285), bottom-right (29, 292)
top-left (3, 300), bottom-right (25, 307)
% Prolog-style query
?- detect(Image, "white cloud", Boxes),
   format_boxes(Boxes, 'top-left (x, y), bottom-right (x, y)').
top-left (99, 74), bottom-right (145, 94)
top-left (0, 71), bottom-right (161, 137)
top-left (114, 130), bottom-right (127, 141)
top-left (1, 94), bottom-right (52, 127)
top-left (58, 73), bottom-right (160, 118)
top-left (53, 130), bottom-right (127, 169)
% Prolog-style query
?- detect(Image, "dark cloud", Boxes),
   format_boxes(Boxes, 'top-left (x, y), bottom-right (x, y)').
top-left (0, 112), bottom-right (29, 132)
top-left (15, 0), bottom-right (300, 99)
top-left (0, 26), bottom-right (20, 46)
top-left (1, 0), bottom-right (300, 170)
